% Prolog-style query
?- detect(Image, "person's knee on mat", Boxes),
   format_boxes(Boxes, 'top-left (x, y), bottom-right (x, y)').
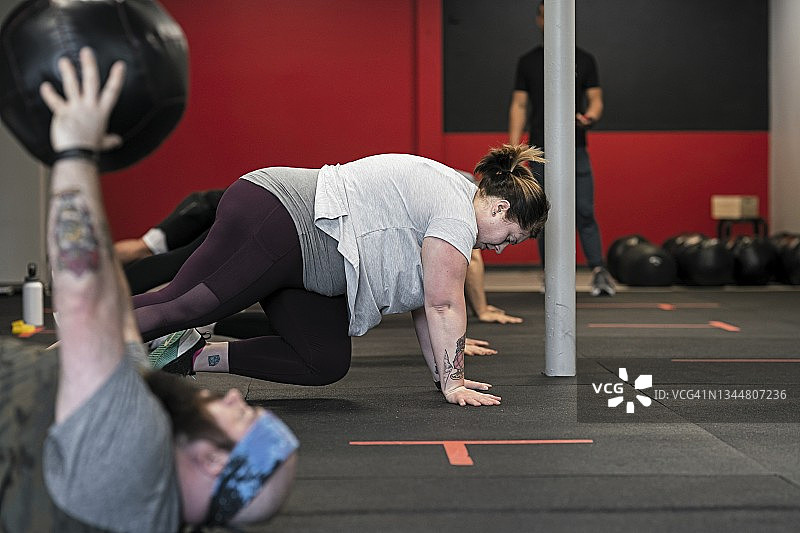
top-left (305, 349), bottom-right (351, 386)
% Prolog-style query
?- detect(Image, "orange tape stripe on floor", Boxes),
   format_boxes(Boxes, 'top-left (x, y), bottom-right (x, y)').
top-left (588, 321), bottom-right (739, 331)
top-left (589, 323), bottom-right (710, 328)
top-left (349, 439), bottom-right (594, 445)
top-left (672, 358), bottom-right (800, 363)
top-left (708, 320), bottom-right (740, 331)
top-left (349, 439), bottom-right (594, 466)
top-left (577, 303), bottom-right (719, 310)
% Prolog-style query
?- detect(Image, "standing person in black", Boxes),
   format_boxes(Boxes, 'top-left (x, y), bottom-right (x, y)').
top-left (509, 0), bottom-right (615, 296)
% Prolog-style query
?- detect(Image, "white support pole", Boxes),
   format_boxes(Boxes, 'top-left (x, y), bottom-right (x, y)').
top-left (543, 0), bottom-right (576, 376)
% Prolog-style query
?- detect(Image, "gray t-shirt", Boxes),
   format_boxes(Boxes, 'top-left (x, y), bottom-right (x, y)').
top-left (243, 155), bottom-right (478, 336)
top-left (44, 344), bottom-right (180, 532)
top-left (241, 167), bottom-right (347, 296)
top-left (315, 154), bottom-right (478, 335)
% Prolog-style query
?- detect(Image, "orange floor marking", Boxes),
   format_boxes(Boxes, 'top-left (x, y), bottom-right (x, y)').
top-left (588, 321), bottom-right (739, 332)
top-left (589, 323), bottom-right (707, 328)
top-left (577, 303), bottom-right (719, 310)
top-left (672, 358), bottom-right (800, 363)
top-left (708, 321), bottom-right (740, 332)
top-left (443, 442), bottom-right (473, 465)
top-left (349, 439), bottom-right (594, 466)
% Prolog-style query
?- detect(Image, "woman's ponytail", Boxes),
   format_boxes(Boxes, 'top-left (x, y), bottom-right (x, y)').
top-left (473, 144), bottom-right (550, 237)
top-left (474, 144), bottom-right (545, 182)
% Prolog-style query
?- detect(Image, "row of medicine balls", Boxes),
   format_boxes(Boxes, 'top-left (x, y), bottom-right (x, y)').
top-left (607, 233), bottom-right (800, 287)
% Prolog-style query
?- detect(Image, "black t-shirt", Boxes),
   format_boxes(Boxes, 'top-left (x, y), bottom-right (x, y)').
top-left (513, 46), bottom-right (600, 148)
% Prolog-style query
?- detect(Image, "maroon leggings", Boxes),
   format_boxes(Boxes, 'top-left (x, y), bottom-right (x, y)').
top-left (133, 180), bottom-right (351, 385)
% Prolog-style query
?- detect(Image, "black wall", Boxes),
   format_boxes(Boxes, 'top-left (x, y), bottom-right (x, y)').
top-left (443, 0), bottom-right (768, 132)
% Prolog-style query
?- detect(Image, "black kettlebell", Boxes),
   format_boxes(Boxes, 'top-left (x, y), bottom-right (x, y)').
top-left (727, 236), bottom-right (776, 285)
top-left (771, 233), bottom-right (800, 285)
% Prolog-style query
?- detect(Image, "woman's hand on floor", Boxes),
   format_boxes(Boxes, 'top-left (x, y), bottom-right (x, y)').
top-left (444, 386), bottom-right (501, 406)
top-left (465, 337), bottom-right (498, 356)
top-left (464, 378), bottom-right (493, 391)
top-left (477, 307), bottom-right (523, 324)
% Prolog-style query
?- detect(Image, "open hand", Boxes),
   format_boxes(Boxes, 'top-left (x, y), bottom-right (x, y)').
top-left (465, 337), bottom-right (497, 356)
top-left (444, 386), bottom-right (501, 406)
top-left (477, 308), bottom-right (523, 324)
top-left (464, 378), bottom-right (492, 391)
top-left (39, 47), bottom-right (126, 153)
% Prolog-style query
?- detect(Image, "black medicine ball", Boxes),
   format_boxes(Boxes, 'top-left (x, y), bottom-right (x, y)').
top-left (662, 232), bottom-right (706, 283)
top-left (0, 0), bottom-right (189, 172)
top-left (679, 238), bottom-right (735, 286)
top-left (662, 232), bottom-right (706, 259)
top-left (618, 243), bottom-right (676, 286)
top-left (606, 234), bottom-right (648, 281)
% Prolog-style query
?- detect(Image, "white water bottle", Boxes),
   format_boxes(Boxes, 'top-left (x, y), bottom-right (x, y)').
top-left (23, 262), bottom-right (44, 326)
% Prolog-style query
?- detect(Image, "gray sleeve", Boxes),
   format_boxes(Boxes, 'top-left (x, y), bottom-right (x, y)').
top-left (44, 350), bottom-right (180, 532)
top-left (427, 173), bottom-right (479, 263)
top-left (425, 217), bottom-right (477, 263)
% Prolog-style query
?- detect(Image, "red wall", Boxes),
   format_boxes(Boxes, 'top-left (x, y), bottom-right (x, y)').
top-left (102, 0), bottom-right (769, 267)
top-left (444, 131), bottom-right (769, 265)
top-left (103, 0), bottom-right (418, 239)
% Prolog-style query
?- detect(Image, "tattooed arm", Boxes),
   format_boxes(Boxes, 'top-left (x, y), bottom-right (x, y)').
top-left (41, 48), bottom-right (128, 422)
top-left (411, 306), bottom-right (438, 382)
top-left (412, 308), bottom-right (496, 391)
top-left (419, 237), bottom-right (501, 406)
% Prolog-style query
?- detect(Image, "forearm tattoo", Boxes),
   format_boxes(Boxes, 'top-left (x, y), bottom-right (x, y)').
top-left (442, 334), bottom-right (466, 390)
top-left (452, 334), bottom-right (465, 381)
top-left (52, 190), bottom-right (100, 276)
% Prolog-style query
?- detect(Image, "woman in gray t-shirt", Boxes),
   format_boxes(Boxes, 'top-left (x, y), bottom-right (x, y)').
top-left (136, 144), bottom-right (549, 406)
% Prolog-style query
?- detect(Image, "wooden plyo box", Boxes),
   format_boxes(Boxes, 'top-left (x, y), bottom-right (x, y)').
top-left (711, 195), bottom-right (759, 219)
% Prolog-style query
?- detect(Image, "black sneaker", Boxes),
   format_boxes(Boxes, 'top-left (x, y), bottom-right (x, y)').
top-left (148, 329), bottom-right (206, 375)
top-left (591, 267), bottom-right (616, 297)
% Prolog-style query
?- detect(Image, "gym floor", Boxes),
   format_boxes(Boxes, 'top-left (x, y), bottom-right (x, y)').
top-left (3, 267), bottom-right (799, 532)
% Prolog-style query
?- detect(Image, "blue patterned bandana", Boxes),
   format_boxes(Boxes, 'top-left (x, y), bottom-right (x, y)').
top-left (205, 411), bottom-right (299, 525)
